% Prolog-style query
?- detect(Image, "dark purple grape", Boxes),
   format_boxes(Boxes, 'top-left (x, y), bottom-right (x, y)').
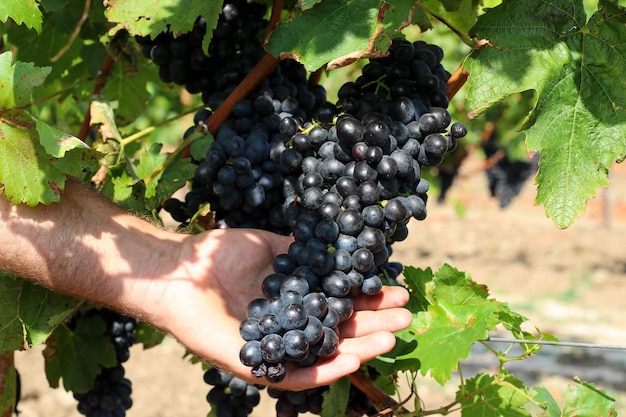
top-left (278, 303), bottom-right (308, 331)
top-left (260, 334), bottom-right (286, 363)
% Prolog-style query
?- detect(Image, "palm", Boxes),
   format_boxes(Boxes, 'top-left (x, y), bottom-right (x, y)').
top-left (169, 227), bottom-right (412, 391)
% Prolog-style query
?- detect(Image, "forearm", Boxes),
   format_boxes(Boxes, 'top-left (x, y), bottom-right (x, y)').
top-left (0, 181), bottom-right (185, 320)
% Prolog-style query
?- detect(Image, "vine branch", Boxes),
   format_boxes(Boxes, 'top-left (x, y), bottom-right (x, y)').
top-left (348, 370), bottom-right (410, 415)
top-left (202, 53), bottom-right (280, 134)
top-left (50, 0), bottom-right (92, 63)
top-left (415, 2), bottom-right (473, 47)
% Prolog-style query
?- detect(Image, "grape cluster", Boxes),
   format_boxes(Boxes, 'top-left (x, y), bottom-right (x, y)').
top-left (237, 39), bottom-right (466, 385)
top-left (482, 134), bottom-right (538, 208)
top-left (148, 14), bottom-right (467, 410)
top-left (73, 310), bottom-right (136, 417)
top-left (203, 368), bottom-right (264, 417)
top-left (267, 386), bottom-right (326, 417)
top-left (165, 58), bottom-right (327, 232)
top-left (135, 0), bottom-right (267, 95)
top-left (267, 381), bottom-right (375, 417)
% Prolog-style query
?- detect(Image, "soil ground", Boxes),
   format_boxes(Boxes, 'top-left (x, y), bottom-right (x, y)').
top-left (14, 154), bottom-right (626, 417)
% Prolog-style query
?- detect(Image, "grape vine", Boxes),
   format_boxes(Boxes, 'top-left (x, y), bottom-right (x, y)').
top-left (0, 1), bottom-right (624, 417)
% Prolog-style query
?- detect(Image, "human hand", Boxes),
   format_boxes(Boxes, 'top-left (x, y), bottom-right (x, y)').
top-left (151, 227), bottom-right (412, 391)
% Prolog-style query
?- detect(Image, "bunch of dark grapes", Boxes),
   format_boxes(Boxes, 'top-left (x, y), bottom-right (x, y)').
top-left (203, 368), bottom-right (264, 417)
top-left (238, 39), bottom-right (467, 388)
top-left (73, 309), bottom-right (136, 417)
top-left (267, 382), bottom-right (375, 417)
top-left (482, 134), bottom-right (538, 208)
top-left (164, 58), bottom-right (328, 233)
top-left (267, 386), bottom-right (326, 417)
top-left (135, 0), bottom-right (267, 95)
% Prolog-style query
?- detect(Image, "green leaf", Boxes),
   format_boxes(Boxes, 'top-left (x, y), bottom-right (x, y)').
top-left (414, 300), bottom-right (495, 384)
top-left (532, 378), bottom-right (617, 417)
top-left (402, 265), bottom-right (434, 311)
top-left (298, 0), bottom-right (324, 10)
top-left (465, 0), bottom-right (626, 228)
top-left (0, 52), bottom-right (50, 109)
top-left (100, 162), bottom-right (148, 212)
top-left (101, 60), bottom-right (159, 125)
top-left (321, 377), bottom-right (351, 417)
top-left (90, 99), bottom-right (123, 142)
top-left (431, 264), bottom-right (490, 306)
top-left (421, 0), bottom-right (480, 36)
top-left (104, 0), bottom-right (223, 55)
top-left (145, 153), bottom-right (196, 209)
top-left (0, 115), bottom-right (66, 205)
top-left (533, 386), bottom-right (564, 417)
top-left (562, 378), bottom-right (618, 417)
top-left (0, 0), bottom-right (42, 33)
top-left (134, 322), bottom-right (165, 349)
top-left (189, 133), bottom-right (213, 161)
top-left (0, 52), bottom-right (87, 205)
top-left (458, 371), bottom-right (531, 417)
top-left (267, 0), bottom-right (384, 71)
top-left (35, 119), bottom-right (90, 158)
top-left (369, 327), bottom-right (419, 375)
top-left (43, 315), bottom-right (117, 392)
top-left (0, 274), bottom-right (80, 351)
top-left (378, 1), bottom-right (432, 50)
top-left (134, 143), bottom-right (168, 182)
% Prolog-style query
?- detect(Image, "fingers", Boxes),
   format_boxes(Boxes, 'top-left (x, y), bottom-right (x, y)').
top-left (339, 307), bottom-right (413, 338)
top-left (277, 331), bottom-right (397, 391)
top-left (352, 285), bottom-right (410, 311)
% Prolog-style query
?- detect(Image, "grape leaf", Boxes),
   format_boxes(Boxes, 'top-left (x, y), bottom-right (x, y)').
top-left (298, 0), bottom-right (324, 10)
top-left (377, 1), bottom-right (432, 52)
top-left (457, 371), bottom-right (531, 417)
top-left (321, 377), bottom-right (351, 417)
top-left (369, 327), bottom-right (419, 375)
top-left (144, 152), bottom-right (196, 209)
top-left (414, 300), bottom-right (495, 384)
top-left (100, 162), bottom-right (148, 213)
top-left (0, 52), bottom-right (101, 205)
top-left (35, 119), bottom-right (91, 158)
top-left (43, 315), bottom-right (117, 392)
top-left (421, 0), bottom-right (480, 36)
top-left (266, 0), bottom-right (386, 71)
top-left (533, 386), bottom-right (562, 417)
top-left (379, 264), bottom-right (519, 379)
top-left (104, 0), bottom-right (223, 55)
top-left (101, 59), bottom-right (160, 125)
top-left (465, 0), bottom-right (626, 228)
top-left (533, 378), bottom-right (617, 417)
top-left (402, 265), bottom-right (434, 311)
top-left (0, 352), bottom-right (17, 417)
top-left (134, 322), bottom-right (165, 349)
top-left (0, 0), bottom-right (42, 33)
top-left (0, 274), bottom-right (79, 352)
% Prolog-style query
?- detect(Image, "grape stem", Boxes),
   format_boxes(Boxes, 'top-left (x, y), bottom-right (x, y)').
top-left (446, 63), bottom-right (469, 100)
top-left (415, 2), bottom-right (473, 47)
top-left (268, 0), bottom-right (283, 32)
top-left (348, 370), bottom-right (410, 415)
top-left (50, 0), bottom-right (91, 62)
top-left (202, 53), bottom-right (281, 134)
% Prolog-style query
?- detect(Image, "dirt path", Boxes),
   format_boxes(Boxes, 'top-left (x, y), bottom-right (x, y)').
top-left (14, 156), bottom-right (626, 417)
